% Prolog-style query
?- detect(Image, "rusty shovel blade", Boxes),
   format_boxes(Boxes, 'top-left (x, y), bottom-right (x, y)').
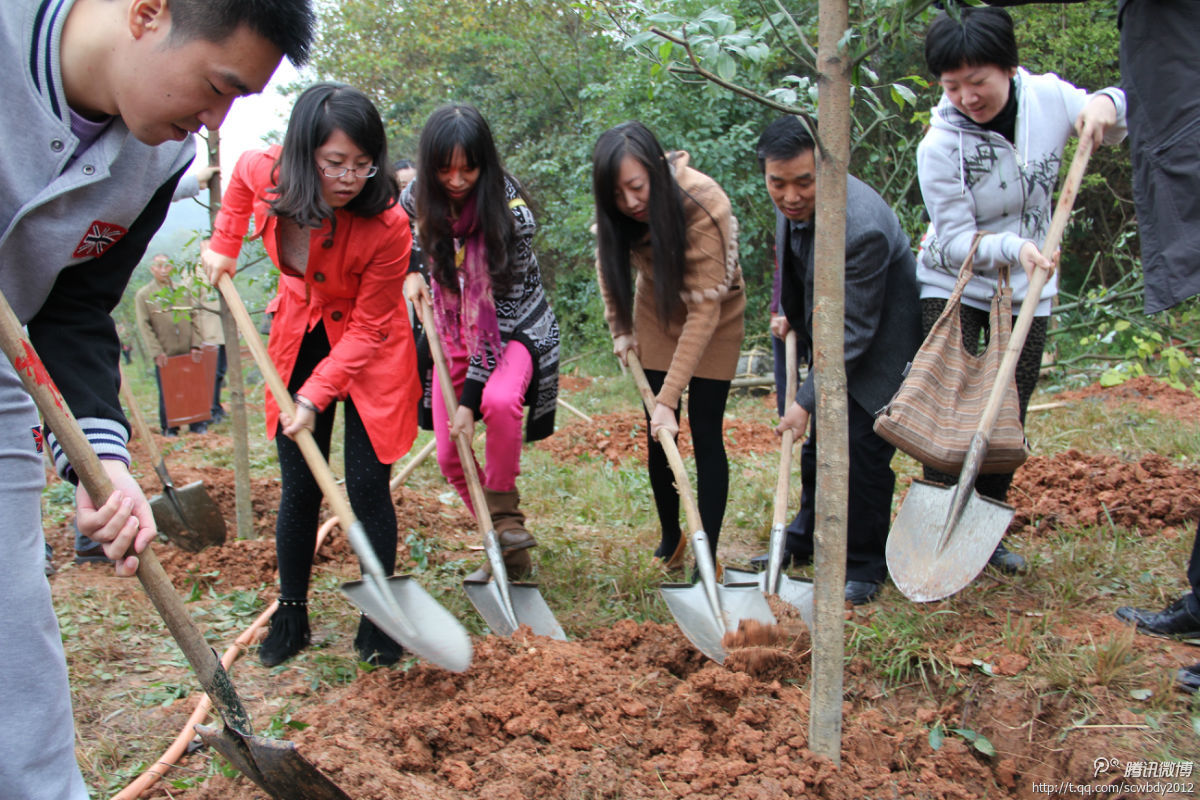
top-left (195, 724), bottom-right (351, 800)
top-left (150, 480), bottom-right (226, 552)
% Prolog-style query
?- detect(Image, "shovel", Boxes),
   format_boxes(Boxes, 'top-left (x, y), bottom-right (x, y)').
top-left (722, 331), bottom-right (814, 626)
top-left (217, 275), bottom-right (472, 672)
top-left (626, 352), bottom-right (776, 664)
top-left (418, 297), bottom-right (566, 640)
top-left (118, 366), bottom-right (226, 552)
top-left (887, 137), bottom-right (1094, 603)
top-left (0, 294), bottom-right (349, 800)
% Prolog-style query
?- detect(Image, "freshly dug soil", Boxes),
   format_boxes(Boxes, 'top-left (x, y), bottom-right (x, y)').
top-left (1051, 375), bottom-right (1200, 423)
top-left (1008, 449), bottom-right (1200, 534)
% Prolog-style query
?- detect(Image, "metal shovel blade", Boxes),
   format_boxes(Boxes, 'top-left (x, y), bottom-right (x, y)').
top-left (660, 582), bottom-right (776, 664)
top-left (464, 578), bottom-right (566, 640)
top-left (464, 530), bottom-right (565, 640)
top-left (723, 567), bottom-right (815, 629)
top-left (341, 575), bottom-right (473, 672)
top-left (661, 530), bottom-right (776, 664)
top-left (150, 481), bottom-right (227, 552)
top-left (886, 478), bottom-right (1014, 603)
top-left (195, 724), bottom-right (350, 800)
top-left (340, 520), bottom-right (473, 671)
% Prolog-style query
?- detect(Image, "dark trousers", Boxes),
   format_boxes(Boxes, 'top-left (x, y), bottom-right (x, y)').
top-left (212, 344), bottom-right (227, 418)
top-left (785, 396), bottom-right (895, 584)
top-left (643, 369), bottom-right (731, 560)
top-left (274, 323), bottom-right (396, 600)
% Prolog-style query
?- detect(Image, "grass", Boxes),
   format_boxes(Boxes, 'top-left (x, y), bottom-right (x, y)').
top-left (52, 356), bottom-right (1200, 794)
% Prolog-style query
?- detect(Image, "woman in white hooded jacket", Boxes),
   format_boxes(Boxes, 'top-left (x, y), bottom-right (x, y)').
top-left (916, 7), bottom-right (1126, 572)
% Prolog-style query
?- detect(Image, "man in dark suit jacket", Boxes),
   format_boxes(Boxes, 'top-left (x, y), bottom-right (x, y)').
top-left (757, 115), bottom-right (922, 605)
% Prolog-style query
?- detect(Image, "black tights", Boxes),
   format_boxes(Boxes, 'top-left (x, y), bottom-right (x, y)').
top-left (643, 370), bottom-right (731, 559)
top-left (918, 298), bottom-right (1048, 503)
top-left (275, 323), bottom-right (396, 601)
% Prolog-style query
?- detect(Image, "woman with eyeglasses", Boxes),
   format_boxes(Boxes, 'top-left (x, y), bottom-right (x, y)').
top-left (203, 83), bottom-right (419, 667)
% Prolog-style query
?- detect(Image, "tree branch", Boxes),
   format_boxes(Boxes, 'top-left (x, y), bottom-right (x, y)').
top-left (648, 26), bottom-right (826, 155)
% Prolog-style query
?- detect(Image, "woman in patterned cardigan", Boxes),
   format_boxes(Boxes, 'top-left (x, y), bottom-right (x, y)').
top-left (402, 104), bottom-right (559, 581)
top-left (592, 121), bottom-right (745, 569)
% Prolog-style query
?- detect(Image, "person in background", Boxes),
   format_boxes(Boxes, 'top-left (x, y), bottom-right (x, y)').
top-left (0, 1), bottom-right (313, 796)
top-left (402, 104), bottom-right (560, 582)
top-left (134, 253), bottom-right (209, 436)
top-left (916, 6), bottom-right (1125, 573)
top-left (755, 115), bottom-right (921, 605)
top-left (192, 239), bottom-right (227, 422)
top-left (393, 158), bottom-right (417, 193)
top-left (591, 121), bottom-right (744, 571)
top-left (205, 83), bottom-right (420, 668)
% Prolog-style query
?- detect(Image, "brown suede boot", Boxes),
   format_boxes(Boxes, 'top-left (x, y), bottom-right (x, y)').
top-left (466, 488), bottom-right (536, 581)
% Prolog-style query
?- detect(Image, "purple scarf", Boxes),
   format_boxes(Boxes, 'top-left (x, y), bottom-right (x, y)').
top-left (432, 195), bottom-right (503, 361)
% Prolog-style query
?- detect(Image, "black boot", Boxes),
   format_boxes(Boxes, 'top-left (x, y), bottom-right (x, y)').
top-left (355, 616), bottom-right (405, 667)
top-left (260, 599), bottom-right (310, 667)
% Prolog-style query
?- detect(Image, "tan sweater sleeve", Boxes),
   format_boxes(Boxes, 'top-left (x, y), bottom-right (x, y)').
top-left (656, 171), bottom-right (739, 408)
top-left (595, 254), bottom-right (631, 339)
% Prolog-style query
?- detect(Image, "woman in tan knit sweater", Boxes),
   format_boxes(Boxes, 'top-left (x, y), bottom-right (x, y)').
top-left (592, 121), bottom-right (745, 568)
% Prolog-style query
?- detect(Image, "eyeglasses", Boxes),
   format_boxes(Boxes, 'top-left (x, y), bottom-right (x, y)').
top-left (320, 164), bottom-right (379, 179)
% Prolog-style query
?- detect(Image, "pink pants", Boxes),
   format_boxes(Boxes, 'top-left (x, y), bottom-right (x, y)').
top-left (433, 339), bottom-right (532, 514)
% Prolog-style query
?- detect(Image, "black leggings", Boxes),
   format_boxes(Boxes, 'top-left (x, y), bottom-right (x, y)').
top-left (643, 370), bottom-right (731, 558)
top-left (275, 323), bottom-right (396, 601)
top-left (918, 298), bottom-right (1048, 503)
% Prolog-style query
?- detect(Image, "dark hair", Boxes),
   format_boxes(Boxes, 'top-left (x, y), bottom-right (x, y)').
top-left (393, 158), bottom-right (415, 171)
top-left (755, 116), bottom-right (817, 172)
top-left (169, 0), bottom-right (315, 66)
top-left (415, 104), bottom-right (523, 296)
top-left (592, 122), bottom-right (689, 327)
top-left (268, 83), bottom-right (398, 245)
top-left (924, 8), bottom-right (1019, 77)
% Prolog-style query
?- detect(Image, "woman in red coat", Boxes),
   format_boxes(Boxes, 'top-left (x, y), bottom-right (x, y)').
top-left (204, 83), bottom-right (419, 667)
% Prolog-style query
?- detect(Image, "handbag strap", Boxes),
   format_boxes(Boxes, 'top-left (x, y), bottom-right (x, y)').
top-left (935, 231), bottom-right (990, 325)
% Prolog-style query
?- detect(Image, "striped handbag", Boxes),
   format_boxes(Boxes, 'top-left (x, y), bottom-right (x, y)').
top-left (873, 235), bottom-right (1028, 475)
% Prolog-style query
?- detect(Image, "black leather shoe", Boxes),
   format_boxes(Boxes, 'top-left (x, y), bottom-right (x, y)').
top-left (844, 580), bottom-right (882, 605)
top-left (748, 550), bottom-right (811, 572)
top-left (988, 542), bottom-right (1027, 574)
top-left (1115, 596), bottom-right (1200, 640)
top-left (1177, 663), bottom-right (1200, 694)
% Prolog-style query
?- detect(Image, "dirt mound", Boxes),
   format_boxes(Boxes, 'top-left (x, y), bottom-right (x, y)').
top-left (158, 619), bottom-right (1008, 800)
top-left (1052, 375), bottom-right (1200, 422)
top-left (536, 411), bottom-right (781, 465)
top-left (1007, 449), bottom-right (1200, 533)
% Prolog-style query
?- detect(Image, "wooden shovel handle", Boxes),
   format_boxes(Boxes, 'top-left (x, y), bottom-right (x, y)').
top-left (627, 351), bottom-right (705, 537)
top-left (215, 274), bottom-right (359, 531)
top-left (417, 297), bottom-right (495, 535)
top-left (118, 365), bottom-right (166, 468)
top-left (0, 290), bottom-right (252, 734)
top-left (773, 331), bottom-right (798, 528)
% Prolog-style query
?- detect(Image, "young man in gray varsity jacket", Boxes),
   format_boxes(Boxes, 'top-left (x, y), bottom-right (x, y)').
top-left (0, 2), bottom-right (313, 797)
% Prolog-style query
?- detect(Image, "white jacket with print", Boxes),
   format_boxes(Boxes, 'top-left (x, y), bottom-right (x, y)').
top-left (915, 67), bottom-right (1126, 315)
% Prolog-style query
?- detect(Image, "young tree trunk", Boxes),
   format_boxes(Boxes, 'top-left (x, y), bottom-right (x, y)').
top-left (809, 0), bottom-right (851, 765)
top-left (206, 130), bottom-right (255, 541)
